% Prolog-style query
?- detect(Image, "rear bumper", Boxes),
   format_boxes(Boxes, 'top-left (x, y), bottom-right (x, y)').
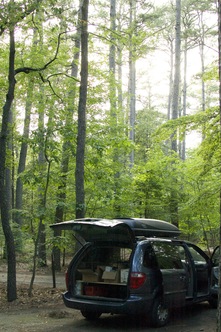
top-left (62, 291), bottom-right (153, 315)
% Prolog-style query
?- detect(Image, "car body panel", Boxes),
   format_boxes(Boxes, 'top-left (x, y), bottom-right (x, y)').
top-left (210, 246), bottom-right (219, 298)
top-left (184, 243), bottom-right (212, 298)
top-left (62, 291), bottom-right (155, 315)
top-left (51, 219), bottom-right (135, 247)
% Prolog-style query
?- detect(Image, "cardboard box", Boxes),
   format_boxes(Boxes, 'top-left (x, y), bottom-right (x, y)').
top-left (102, 270), bottom-right (120, 283)
top-left (78, 269), bottom-right (100, 282)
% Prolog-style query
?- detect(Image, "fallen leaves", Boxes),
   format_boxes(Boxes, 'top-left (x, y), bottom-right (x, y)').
top-left (0, 284), bottom-right (63, 312)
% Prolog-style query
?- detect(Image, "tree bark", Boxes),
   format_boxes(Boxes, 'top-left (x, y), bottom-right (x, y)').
top-left (29, 159), bottom-right (51, 296)
top-left (129, 0), bottom-right (136, 167)
top-left (171, 0), bottom-right (181, 153)
top-left (217, 1), bottom-right (221, 330)
top-left (75, 0), bottom-right (89, 219)
top-left (13, 78), bottom-right (33, 253)
top-left (53, 10), bottom-right (81, 270)
top-left (14, 77), bottom-right (33, 228)
top-left (0, 26), bottom-right (17, 302)
top-left (109, 0), bottom-right (121, 216)
top-left (181, 38), bottom-right (187, 161)
top-left (167, 37), bottom-right (174, 120)
top-left (198, 11), bottom-right (206, 113)
top-left (37, 84), bottom-right (47, 267)
top-left (170, 0), bottom-right (181, 228)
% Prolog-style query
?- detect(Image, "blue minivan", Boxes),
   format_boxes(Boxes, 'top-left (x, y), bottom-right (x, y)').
top-left (51, 218), bottom-right (218, 327)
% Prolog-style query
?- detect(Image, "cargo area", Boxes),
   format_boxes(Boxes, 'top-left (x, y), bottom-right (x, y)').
top-left (72, 245), bottom-right (132, 300)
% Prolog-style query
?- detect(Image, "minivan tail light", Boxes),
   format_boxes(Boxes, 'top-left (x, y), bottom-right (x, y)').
top-left (129, 272), bottom-right (146, 289)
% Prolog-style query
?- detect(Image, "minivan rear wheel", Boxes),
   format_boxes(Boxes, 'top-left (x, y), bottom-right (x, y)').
top-left (150, 298), bottom-right (169, 327)
top-left (208, 296), bottom-right (218, 309)
top-left (81, 310), bottom-right (102, 320)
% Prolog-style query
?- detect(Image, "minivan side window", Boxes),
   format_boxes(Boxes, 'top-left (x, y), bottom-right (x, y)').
top-left (152, 242), bottom-right (183, 270)
top-left (143, 247), bottom-right (158, 269)
top-left (186, 244), bottom-right (208, 266)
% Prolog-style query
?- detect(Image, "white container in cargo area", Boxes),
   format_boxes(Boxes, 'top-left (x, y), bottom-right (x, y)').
top-left (121, 269), bottom-right (129, 283)
top-left (105, 266), bottom-right (112, 272)
top-left (75, 280), bottom-right (83, 295)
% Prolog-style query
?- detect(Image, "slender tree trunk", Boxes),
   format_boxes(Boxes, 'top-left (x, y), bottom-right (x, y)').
top-left (53, 12), bottom-right (81, 270)
top-left (198, 11), bottom-right (206, 113)
top-left (167, 37), bottom-right (174, 120)
top-left (14, 78), bottom-right (33, 227)
top-left (29, 159), bottom-right (51, 296)
top-left (198, 10), bottom-right (206, 142)
top-left (171, 0), bottom-right (181, 153)
top-left (75, 0), bottom-right (89, 219)
top-left (0, 26), bottom-right (17, 302)
top-left (13, 78), bottom-right (33, 253)
top-left (37, 85), bottom-right (47, 267)
top-left (170, 0), bottom-right (181, 228)
top-left (217, 1), bottom-right (221, 331)
top-left (181, 38), bottom-right (187, 161)
top-left (109, 0), bottom-right (121, 216)
top-left (109, 0), bottom-right (117, 117)
top-left (129, 0), bottom-right (136, 167)
top-left (14, 11), bottom-right (41, 254)
top-left (6, 106), bottom-right (13, 215)
top-left (117, 36), bottom-right (123, 113)
top-left (34, 9), bottom-right (47, 266)
top-left (0, 0), bottom-right (42, 302)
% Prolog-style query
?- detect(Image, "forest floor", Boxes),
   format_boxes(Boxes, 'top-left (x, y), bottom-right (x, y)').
top-left (0, 262), bottom-right (218, 332)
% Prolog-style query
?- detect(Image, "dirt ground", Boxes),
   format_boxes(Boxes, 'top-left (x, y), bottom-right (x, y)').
top-left (0, 264), bottom-right (218, 331)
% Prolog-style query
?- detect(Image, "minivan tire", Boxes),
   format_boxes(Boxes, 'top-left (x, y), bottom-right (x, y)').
top-left (81, 310), bottom-right (102, 320)
top-left (208, 296), bottom-right (218, 309)
top-left (150, 298), bottom-right (169, 327)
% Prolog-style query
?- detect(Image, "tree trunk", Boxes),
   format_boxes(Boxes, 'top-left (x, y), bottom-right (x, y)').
top-left (14, 78), bottom-right (33, 227)
top-left (0, 26), bottom-right (17, 302)
top-left (0, 0), bottom-right (42, 302)
top-left (75, 0), bottom-right (89, 219)
top-left (217, 1), bottom-right (221, 331)
top-left (6, 106), bottom-right (13, 214)
top-left (129, 0), bottom-right (136, 167)
top-left (13, 78), bottom-right (33, 253)
top-left (167, 37), bottom-right (174, 120)
top-left (170, 0), bottom-right (181, 228)
top-left (181, 38), bottom-right (187, 161)
top-left (14, 8), bottom-right (42, 251)
top-left (171, 0), bottom-right (181, 153)
top-left (198, 11), bottom-right (206, 114)
top-left (198, 10), bottom-right (206, 143)
top-left (53, 11), bottom-right (81, 270)
top-left (37, 84), bottom-right (47, 267)
top-left (109, 0), bottom-right (121, 216)
top-left (29, 159), bottom-right (51, 296)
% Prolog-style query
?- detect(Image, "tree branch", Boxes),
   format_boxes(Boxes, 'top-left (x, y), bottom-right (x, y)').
top-left (46, 72), bottom-right (80, 82)
top-left (15, 31), bottom-right (67, 75)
